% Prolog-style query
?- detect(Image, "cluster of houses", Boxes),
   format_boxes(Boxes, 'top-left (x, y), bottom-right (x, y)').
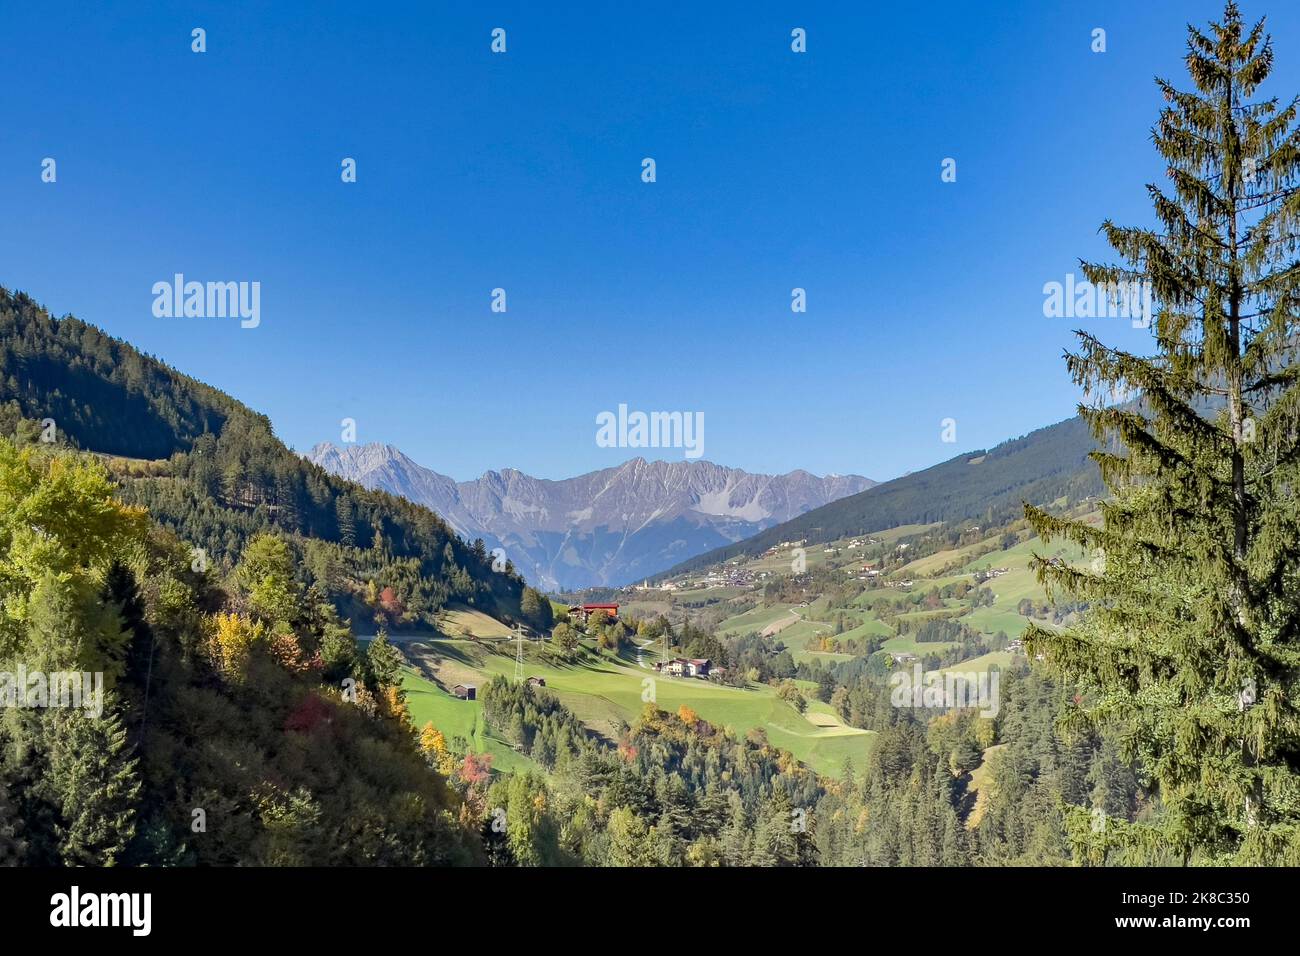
top-left (659, 567), bottom-right (760, 591)
top-left (761, 539), bottom-right (808, 559)
top-left (654, 657), bottom-right (724, 681)
top-left (700, 567), bottom-right (758, 588)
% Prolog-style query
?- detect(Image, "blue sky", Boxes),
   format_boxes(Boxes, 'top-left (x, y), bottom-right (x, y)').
top-left (4, 1), bottom-right (1297, 482)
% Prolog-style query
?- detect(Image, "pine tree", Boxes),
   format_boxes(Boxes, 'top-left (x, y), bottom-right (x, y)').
top-left (335, 496), bottom-right (356, 547)
top-left (718, 790), bottom-right (751, 865)
top-left (1026, 2), bottom-right (1300, 864)
top-left (365, 630), bottom-right (403, 695)
top-left (103, 560), bottom-right (151, 688)
top-left (42, 701), bottom-right (142, 866)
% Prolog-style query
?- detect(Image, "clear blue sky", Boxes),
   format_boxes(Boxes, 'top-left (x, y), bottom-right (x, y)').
top-left (4, 1), bottom-right (1296, 482)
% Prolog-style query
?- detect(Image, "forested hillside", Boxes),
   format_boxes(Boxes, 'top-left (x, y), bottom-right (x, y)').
top-left (0, 289), bottom-right (232, 459)
top-left (660, 415), bottom-right (1106, 578)
top-left (0, 287), bottom-right (538, 632)
top-left (0, 439), bottom-right (485, 864)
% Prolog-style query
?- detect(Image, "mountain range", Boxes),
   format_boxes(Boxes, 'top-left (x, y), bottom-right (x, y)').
top-left (305, 442), bottom-right (875, 590)
top-left (0, 282), bottom-right (1103, 601)
top-left (657, 413), bottom-right (1107, 579)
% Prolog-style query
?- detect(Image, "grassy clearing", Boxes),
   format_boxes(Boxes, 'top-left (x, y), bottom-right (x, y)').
top-left (838, 616), bottom-right (895, 641)
top-left (898, 540), bottom-right (994, 577)
top-left (717, 604), bottom-right (794, 636)
top-left (881, 635), bottom-right (961, 657)
top-left (399, 666), bottom-right (538, 775)
top-left (406, 637), bottom-right (874, 776)
top-left (437, 604), bottom-right (516, 640)
top-left (937, 651), bottom-right (1016, 675)
top-left (964, 606), bottom-right (1030, 637)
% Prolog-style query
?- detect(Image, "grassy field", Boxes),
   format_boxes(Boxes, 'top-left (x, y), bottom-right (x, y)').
top-left (964, 606), bottom-right (1031, 637)
top-left (437, 604), bottom-right (515, 640)
top-left (881, 634), bottom-right (961, 657)
top-left (399, 666), bottom-right (538, 775)
top-left (717, 604), bottom-right (795, 636)
top-left (406, 637), bottom-right (875, 776)
top-left (892, 609), bottom-right (964, 627)
top-left (407, 516), bottom-right (1089, 783)
top-left (673, 586), bottom-right (749, 603)
top-left (618, 597), bottom-right (675, 621)
top-left (839, 616), bottom-right (894, 640)
top-left (873, 523), bottom-right (942, 543)
top-left (897, 540), bottom-right (995, 577)
top-left (937, 650), bottom-right (1016, 675)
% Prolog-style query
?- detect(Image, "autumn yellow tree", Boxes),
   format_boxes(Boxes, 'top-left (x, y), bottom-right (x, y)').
top-left (210, 611), bottom-right (266, 678)
top-left (381, 684), bottom-right (412, 730)
top-left (420, 722), bottom-right (457, 777)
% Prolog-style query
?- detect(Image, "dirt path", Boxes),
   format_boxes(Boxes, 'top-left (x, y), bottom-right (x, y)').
top-left (761, 609), bottom-right (801, 637)
top-left (760, 608), bottom-right (833, 638)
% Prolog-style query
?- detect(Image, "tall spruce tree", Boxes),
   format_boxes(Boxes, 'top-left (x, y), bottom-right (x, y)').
top-left (1026, 2), bottom-right (1300, 864)
top-left (42, 703), bottom-right (141, 866)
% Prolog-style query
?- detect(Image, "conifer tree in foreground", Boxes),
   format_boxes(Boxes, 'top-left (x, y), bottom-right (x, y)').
top-left (1026, 2), bottom-right (1300, 864)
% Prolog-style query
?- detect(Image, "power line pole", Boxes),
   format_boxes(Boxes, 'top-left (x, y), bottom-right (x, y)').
top-left (514, 625), bottom-right (524, 681)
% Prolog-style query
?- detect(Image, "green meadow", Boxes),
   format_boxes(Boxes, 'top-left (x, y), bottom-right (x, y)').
top-left (404, 638), bottom-right (875, 776)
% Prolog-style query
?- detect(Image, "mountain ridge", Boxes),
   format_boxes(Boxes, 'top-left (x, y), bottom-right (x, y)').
top-left (306, 442), bottom-right (875, 590)
top-left (654, 413), bottom-right (1107, 579)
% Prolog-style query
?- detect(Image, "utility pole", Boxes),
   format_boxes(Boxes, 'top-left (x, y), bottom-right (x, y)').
top-left (514, 625), bottom-right (524, 681)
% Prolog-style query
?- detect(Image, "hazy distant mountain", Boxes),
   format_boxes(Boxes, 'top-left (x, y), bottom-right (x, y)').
top-left (657, 414), bottom-right (1107, 579)
top-left (306, 443), bottom-right (874, 590)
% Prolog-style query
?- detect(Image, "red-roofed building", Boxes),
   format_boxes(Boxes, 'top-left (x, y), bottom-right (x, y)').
top-left (569, 603), bottom-right (620, 624)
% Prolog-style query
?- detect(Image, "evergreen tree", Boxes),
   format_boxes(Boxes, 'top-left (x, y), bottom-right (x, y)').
top-left (718, 790), bottom-right (752, 866)
top-left (365, 630), bottom-right (403, 694)
top-left (41, 702), bottom-right (142, 866)
top-left (1026, 2), bottom-right (1300, 864)
top-left (335, 496), bottom-right (356, 547)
